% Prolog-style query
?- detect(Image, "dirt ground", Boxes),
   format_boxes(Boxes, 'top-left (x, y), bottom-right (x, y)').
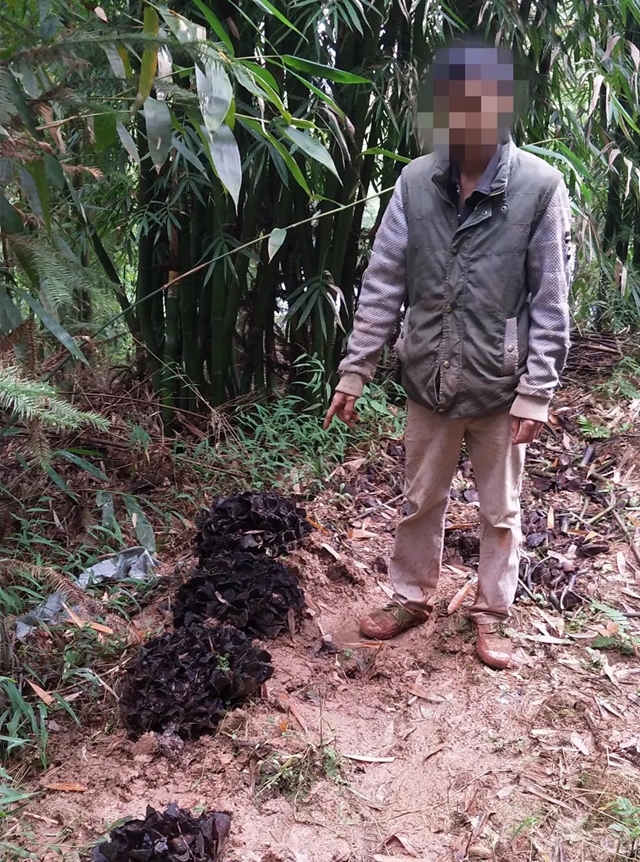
top-left (11, 391), bottom-right (640, 862)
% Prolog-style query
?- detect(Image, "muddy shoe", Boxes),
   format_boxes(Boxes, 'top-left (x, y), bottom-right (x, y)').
top-left (474, 622), bottom-right (513, 670)
top-left (360, 603), bottom-right (429, 640)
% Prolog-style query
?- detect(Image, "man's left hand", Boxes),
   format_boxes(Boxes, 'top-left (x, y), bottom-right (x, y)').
top-left (511, 417), bottom-right (544, 445)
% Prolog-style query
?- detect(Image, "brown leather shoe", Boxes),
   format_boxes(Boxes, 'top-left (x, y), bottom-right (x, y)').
top-left (474, 622), bottom-right (513, 670)
top-left (360, 603), bottom-right (429, 640)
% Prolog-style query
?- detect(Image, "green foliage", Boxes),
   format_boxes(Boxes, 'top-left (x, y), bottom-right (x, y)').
top-left (256, 742), bottom-right (344, 803)
top-left (577, 416), bottom-right (614, 440)
top-left (0, 768), bottom-right (34, 818)
top-left (0, 678), bottom-right (48, 768)
top-left (0, 365), bottom-right (108, 432)
top-left (607, 797), bottom-right (640, 857)
top-left (597, 357), bottom-right (640, 401)
top-left (590, 601), bottom-right (639, 655)
top-left (210, 358), bottom-right (405, 493)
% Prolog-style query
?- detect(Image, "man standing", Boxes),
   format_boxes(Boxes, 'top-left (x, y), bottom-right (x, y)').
top-left (323, 39), bottom-right (572, 670)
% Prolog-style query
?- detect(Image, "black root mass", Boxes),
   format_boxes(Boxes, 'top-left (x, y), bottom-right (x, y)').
top-left (173, 553), bottom-right (306, 639)
top-left (196, 492), bottom-right (312, 560)
top-left (119, 624), bottom-right (273, 739)
top-left (92, 803), bottom-right (231, 862)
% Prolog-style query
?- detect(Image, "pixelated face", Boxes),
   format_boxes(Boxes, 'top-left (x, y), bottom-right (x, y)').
top-left (418, 42), bottom-right (516, 159)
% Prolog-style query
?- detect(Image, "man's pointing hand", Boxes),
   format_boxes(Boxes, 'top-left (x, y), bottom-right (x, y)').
top-left (323, 392), bottom-right (359, 429)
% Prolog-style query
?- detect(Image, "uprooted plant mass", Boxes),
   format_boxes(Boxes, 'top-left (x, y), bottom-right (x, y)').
top-left (2, 3), bottom-right (640, 862)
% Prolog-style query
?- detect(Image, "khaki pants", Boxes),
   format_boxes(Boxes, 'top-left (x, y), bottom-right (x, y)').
top-left (390, 399), bottom-right (526, 625)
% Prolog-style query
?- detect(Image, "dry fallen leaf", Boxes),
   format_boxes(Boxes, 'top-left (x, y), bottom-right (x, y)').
top-left (306, 517), bottom-right (330, 535)
top-left (87, 622), bottom-right (114, 635)
top-left (617, 551), bottom-right (627, 576)
top-left (447, 577), bottom-right (477, 615)
top-left (320, 542), bottom-right (341, 560)
top-left (275, 692), bottom-right (308, 733)
top-left (570, 732), bottom-right (590, 756)
top-left (407, 683), bottom-right (431, 699)
top-left (94, 5), bottom-right (108, 21)
top-left (44, 783), bottom-right (88, 793)
top-left (383, 833), bottom-right (419, 857)
top-left (349, 528), bottom-right (378, 540)
top-left (27, 680), bottom-right (54, 706)
top-left (62, 603), bottom-right (86, 629)
top-left (343, 753), bottom-right (395, 763)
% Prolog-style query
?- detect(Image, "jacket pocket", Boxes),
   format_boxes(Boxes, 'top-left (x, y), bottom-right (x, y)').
top-left (503, 317), bottom-right (519, 375)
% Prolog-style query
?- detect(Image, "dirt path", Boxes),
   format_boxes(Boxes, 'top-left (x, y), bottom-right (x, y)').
top-left (13, 399), bottom-right (640, 862)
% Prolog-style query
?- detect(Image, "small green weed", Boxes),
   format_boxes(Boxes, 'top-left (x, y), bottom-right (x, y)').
top-left (0, 678), bottom-right (48, 768)
top-left (597, 357), bottom-right (640, 401)
top-left (256, 742), bottom-right (345, 803)
top-left (216, 654), bottom-right (230, 671)
top-left (210, 360), bottom-right (406, 493)
top-left (606, 797), bottom-right (640, 858)
top-left (590, 602), bottom-right (638, 656)
top-left (577, 415), bottom-right (632, 440)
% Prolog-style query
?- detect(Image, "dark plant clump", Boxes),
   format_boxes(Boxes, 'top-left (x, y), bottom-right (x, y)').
top-left (173, 553), bottom-right (306, 639)
top-left (196, 492), bottom-right (312, 560)
top-left (92, 803), bottom-right (231, 862)
top-left (119, 624), bottom-right (273, 739)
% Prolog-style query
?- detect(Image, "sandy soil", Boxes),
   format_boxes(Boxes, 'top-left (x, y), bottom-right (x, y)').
top-left (10, 414), bottom-right (640, 862)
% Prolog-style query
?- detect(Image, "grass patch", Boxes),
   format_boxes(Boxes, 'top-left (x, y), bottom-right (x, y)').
top-left (255, 740), bottom-right (345, 804)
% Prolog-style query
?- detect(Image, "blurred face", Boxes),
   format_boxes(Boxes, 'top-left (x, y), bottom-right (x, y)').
top-left (435, 77), bottom-right (514, 152)
top-left (418, 43), bottom-right (516, 163)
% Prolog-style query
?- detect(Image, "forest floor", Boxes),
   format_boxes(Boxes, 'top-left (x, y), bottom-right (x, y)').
top-left (5, 353), bottom-right (640, 862)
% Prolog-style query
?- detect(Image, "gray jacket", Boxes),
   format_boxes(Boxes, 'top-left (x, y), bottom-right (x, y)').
top-left (337, 140), bottom-right (572, 422)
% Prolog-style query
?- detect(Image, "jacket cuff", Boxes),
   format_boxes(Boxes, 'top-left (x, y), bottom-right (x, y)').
top-left (335, 372), bottom-right (366, 398)
top-left (510, 394), bottom-right (550, 423)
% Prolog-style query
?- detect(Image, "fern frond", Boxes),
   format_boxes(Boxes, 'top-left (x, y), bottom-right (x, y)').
top-left (26, 420), bottom-right (52, 468)
top-left (0, 363), bottom-right (109, 430)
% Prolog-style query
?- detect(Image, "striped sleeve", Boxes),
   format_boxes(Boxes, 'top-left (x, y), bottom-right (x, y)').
top-left (336, 179), bottom-right (408, 397)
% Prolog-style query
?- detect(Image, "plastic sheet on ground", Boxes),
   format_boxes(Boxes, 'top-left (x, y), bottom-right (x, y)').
top-left (14, 547), bottom-right (158, 640)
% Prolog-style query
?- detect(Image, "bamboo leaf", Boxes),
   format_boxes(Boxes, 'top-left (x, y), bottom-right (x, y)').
top-left (31, 160), bottom-right (50, 232)
top-left (13, 286), bottom-right (88, 364)
top-left (283, 126), bottom-right (340, 180)
top-left (103, 43), bottom-right (126, 78)
top-left (587, 74), bottom-right (604, 120)
top-left (190, 0), bottom-right (234, 52)
top-left (246, 0), bottom-right (305, 38)
top-left (117, 44), bottom-right (133, 78)
top-left (0, 192), bottom-right (24, 234)
top-left (122, 495), bottom-right (156, 552)
top-left (143, 97), bottom-right (172, 171)
top-left (360, 147), bottom-right (411, 163)
top-left (116, 121), bottom-right (140, 166)
top-left (280, 55), bottom-right (369, 84)
top-left (93, 112), bottom-right (117, 152)
top-left (138, 6), bottom-right (159, 103)
top-left (239, 61), bottom-right (280, 95)
top-left (196, 52), bottom-right (233, 136)
top-left (171, 134), bottom-right (207, 175)
top-left (0, 289), bottom-right (22, 334)
top-left (43, 465), bottom-right (78, 502)
top-left (239, 117), bottom-right (311, 195)
top-left (268, 228), bottom-right (287, 261)
top-left (206, 122), bottom-right (242, 208)
top-left (54, 450), bottom-right (108, 482)
top-left (287, 70), bottom-right (345, 120)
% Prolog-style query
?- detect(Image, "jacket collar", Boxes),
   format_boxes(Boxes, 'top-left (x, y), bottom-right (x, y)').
top-left (433, 136), bottom-right (515, 196)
